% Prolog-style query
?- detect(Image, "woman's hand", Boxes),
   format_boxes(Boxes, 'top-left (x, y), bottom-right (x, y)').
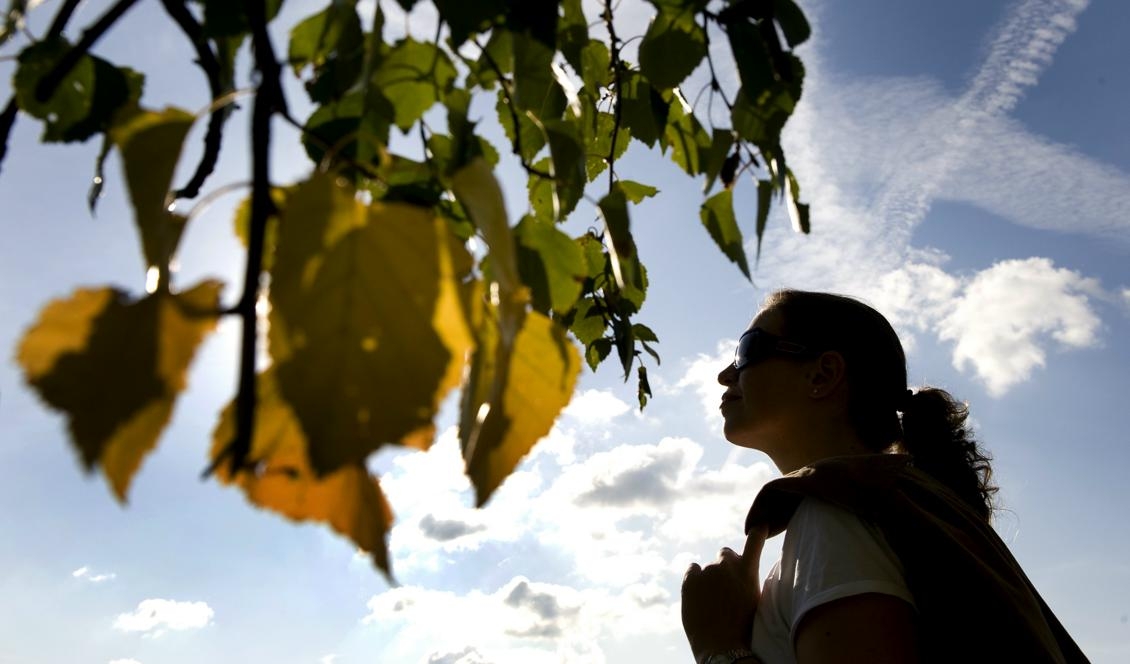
top-left (681, 525), bottom-right (768, 663)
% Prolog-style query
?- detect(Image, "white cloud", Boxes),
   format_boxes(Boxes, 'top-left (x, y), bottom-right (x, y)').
top-left (112, 599), bottom-right (214, 637)
top-left (364, 576), bottom-right (675, 664)
top-left (562, 389), bottom-right (631, 426)
top-left (937, 258), bottom-right (1102, 395)
top-left (671, 341), bottom-right (734, 428)
top-left (318, 656), bottom-right (338, 664)
top-left (72, 566), bottom-right (116, 583)
top-left (108, 660), bottom-right (142, 664)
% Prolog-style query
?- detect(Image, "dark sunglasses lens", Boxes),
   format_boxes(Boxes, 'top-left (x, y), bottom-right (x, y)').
top-left (734, 330), bottom-right (762, 369)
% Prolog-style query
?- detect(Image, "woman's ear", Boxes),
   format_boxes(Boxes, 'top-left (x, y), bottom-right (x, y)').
top-left (808, 350), bottom-right (847, 397)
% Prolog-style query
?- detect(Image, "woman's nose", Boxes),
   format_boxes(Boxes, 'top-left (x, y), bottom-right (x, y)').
top-left (718, 363), bottom-right (736, 386)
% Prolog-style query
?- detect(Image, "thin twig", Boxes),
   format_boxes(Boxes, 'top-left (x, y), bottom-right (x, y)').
top-left (45, 0), bottom-right (83, 40)
top-left (161, 0), bottom-right (234, 200)
top-left (472, 37), bottom-right (553, 179)
top-left (604, 0), bottom-right (623, 192)
top-left (35, 0), bottom-right (142, 103)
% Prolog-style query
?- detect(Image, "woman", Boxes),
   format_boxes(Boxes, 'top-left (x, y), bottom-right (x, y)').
top-left (680, 290), bottom-right (1087, 664)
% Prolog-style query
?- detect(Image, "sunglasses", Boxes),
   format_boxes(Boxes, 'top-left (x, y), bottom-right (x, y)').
top-left (732, 328), bottom-right (812, 371)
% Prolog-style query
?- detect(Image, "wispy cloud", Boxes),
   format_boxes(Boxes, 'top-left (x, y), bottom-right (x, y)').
top-left (72, 566), bottom-right (116, 583)
top-left (748, 0), bottom-right (1121, 395)
top-left (112, 599), bottom-right (214, 637)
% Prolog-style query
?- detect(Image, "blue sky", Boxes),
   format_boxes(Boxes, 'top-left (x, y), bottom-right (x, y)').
top-left (1, 0), bottom-right (1128, 662)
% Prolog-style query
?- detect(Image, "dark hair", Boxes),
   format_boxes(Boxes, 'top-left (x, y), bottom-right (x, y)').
top-left (763, 289), bottom-right (998, 522)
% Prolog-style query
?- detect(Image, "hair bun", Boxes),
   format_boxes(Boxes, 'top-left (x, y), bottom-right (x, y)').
top-left (896, 388), bottom-right (914, 413)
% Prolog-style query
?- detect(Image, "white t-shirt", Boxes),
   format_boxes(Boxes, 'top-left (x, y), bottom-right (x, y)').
top-left (750, 497), bottom-right (916, 664)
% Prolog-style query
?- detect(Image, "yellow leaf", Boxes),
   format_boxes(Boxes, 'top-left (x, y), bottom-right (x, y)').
top-left (269, 173), bottom-right (473, 474)
top-left (109, 107), bottom-right (196, 282)
top-left (461, 310), bottom-right (581, 506)
top-left (210, 372), bottom-right (394, 578)
top-left (16, 280), bottom-right (222, 501)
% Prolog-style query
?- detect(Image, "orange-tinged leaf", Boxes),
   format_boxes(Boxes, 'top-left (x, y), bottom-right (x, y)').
top-left (269, 173), bottom-right (473, 475)
top-left (16, 280), bottom-right (222, 501)
top-left (461, 310), bottom-right (580, 506)
top-left (109, 107), bottom-right (196, 281)
top-left (210, 372), bottom-right (394, 577)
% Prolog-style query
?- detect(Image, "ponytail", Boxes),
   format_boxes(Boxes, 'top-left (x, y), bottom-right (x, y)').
top-left (900, 387), bottom-right (997, 523)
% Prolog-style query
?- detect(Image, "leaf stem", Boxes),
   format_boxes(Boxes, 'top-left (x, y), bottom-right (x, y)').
top-left (161, 0), bottom-right (234, 200)
top-left (34, 0), bottom-right (142, 103)
top-left (472, 37), bottom-right (553, 179)
top-left (603, 0), bottom-right (623, 193)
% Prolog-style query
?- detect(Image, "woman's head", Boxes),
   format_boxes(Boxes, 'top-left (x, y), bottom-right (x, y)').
top-left (719, 289), bottom-right (997, 522)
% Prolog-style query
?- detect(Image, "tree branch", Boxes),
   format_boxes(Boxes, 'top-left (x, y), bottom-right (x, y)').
top-left (603, 0), bottom-right (623, 193)
top-left (161, 0), bottom-right (233, 200)
top-left (215, 0), bottom-right (287, 479)
top-left (45, 0), bottom-right (84, 40)
top-left (34, 0), bottom-right (142, 103)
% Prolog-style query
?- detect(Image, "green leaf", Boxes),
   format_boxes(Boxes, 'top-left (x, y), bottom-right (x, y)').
top-left (579, 39), bottom-right (611, 95)
top-left (569, 296), bottom-right (606, 346)
top-left (785, 168), bottom-right (810, 234)
top-left (526, 158), bottom-right (555, 222)
top-left (109, 107), bottom-right (197, 281)
top-left (632, 323), bottom-right (659, 343)
top-left (451, 157), bottom-right (522, 302)
top-left (638, 6), bottom-right (706, 90)
top-left (504, 0), bottom-right (559, 49)
top-left (637, 365), bottom-right (652, 410)
top-left (726, 20), bottom-right (774, 104)
top-left (211, 371), bottom-right (395, 579)
top-left (543, 119), bottom-right (586, 219)
top-left (619, 71), bottom-right (667, 148)
top-left (468, 28), bottom-right (511, 89)
top-left (434, 0), bottom-right (505, 46)
top-left (495, 89), bottom-right (546, 163)
top-left (755, 178), bottom-right (773, 259)
top-left (699, 189), bottom-right (750, 280)
top-left (17, 281), bottom-right (222, 501)
top-left (597, 186), bottom-right (641, 289)
top-left (269, 174), bottom-right (474, 474)
top-left (585, 112), bottom-right (630, 182)
top-left (702, 129), bottom-right (735, 194)
top-left (585, 337), bottom-right (612, 371)
top-left (774, 0), bottom-right (811, 48)
top-left (730, 54), bottom-right (804, 145)
top-left (662, 92), bottom-right (710, 175)
top-left (369, 38), bottom-right (457, 131)
top-left (461, 309), bottom-right (580, 506)
top-left (288, 2), bottom-right (364, 103)
top-left (514, 215), bottom-right (586, 315)
top-left (558, 0), bottom-right (588, 72)
top-left (511, 30), bottom-right (565, 117)
top-left (301, 90), bottom-right (390, 171)
top-left (618, 180), bottom-right (659, 204)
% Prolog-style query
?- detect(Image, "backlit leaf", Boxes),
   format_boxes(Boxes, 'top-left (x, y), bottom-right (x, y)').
top-left (514, 215), bottom-right (586, 315)
top-left (109, 107), bottom-right (197, 282)
top-left (699, 189), bottom-right (750, 280)
top-left (785, 168), bottom-right (810, 234)
top-left (618, 180), bottom-right (659, 204)
top-left (370, 38), bottom-right (457, 131)
top-left (269, 173), bottom-right (473, 474)
top-left (558, 0), bottom-right (588, 72)
top-left (434, 0), bottom-right (504, 47)
top-left (288, 2), bottom-right (364, 103)
top-left (662, 92), bottom-right (710, 175)
top-left (756, 178), bottom-right (772, 259)
top-left (638, 6), bottom-right (706, 90)
top-left (619, 71), bottom-right (667, 148)
top-left (774, 0), bottom-right (811, 48)
top-left (211, 371), bottom-right (394, 577)
top-left (461, 310), bottom-right (580, 506)
top-left (17, 281), bottom-right (222, 501)
top-left (511, 31), bottom-right (565, 117)
top-left (543, 118), bottom-right (586, 219)
top-left (579, 39), bottom-right (610, 95)
top-left (702, 129), bottom-right (735, 194)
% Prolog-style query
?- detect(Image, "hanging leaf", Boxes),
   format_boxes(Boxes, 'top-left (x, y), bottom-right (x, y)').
top-left (434, 0), bottom-right (505, 47)
top-left (288, 2), bottom-right (365, 103)
top-left (618, 180), bottom-right (659, 204)
top-left (755, 178), bottom-right (773, 259)
top-left (460, 310), bottom-right (580, 506)
top-left (514, 215), bottom-right (586, 315)
top-left (619, 71), bottom-right (667, 148)
top-left (17, 281), bottom-right (222, 501)
top-left (638, 6), bottom-right (706, 91)
top-left (699, 189), bottom-right (750, 280)
top-left (661, 92), bottom-right (710, 175)
top-left (543, 118), bottom-right (586, 219)
top-left (109, 107), bottom-right (196, 283)
top-left (211, 371), bottom-right (395, 578)
top-left (774, 0), bottom-right (812, 48)
top-left (585, 112), bottom-right (630, 182)
top-left (579, 39), bottom-right (611, 95)
top-left (785, 168), bottom-right (810, 234)
top-left (557, 0), bottom-right (588, 71)
top-left (268, 173), bottom-right (473, 475)
top-left (369, 38), bottom-right (457, 131)
top-left (702, 129), bottom-right (735, 194)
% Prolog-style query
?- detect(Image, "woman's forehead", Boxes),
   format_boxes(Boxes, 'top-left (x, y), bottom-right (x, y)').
top-left (748, 308), bottom-right (786, 334)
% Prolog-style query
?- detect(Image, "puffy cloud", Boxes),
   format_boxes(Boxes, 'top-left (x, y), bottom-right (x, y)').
top-left (938, 258), bottom-right (1102, 395)
top-left (73, 566), bottom-right (116, 583)
top-left (671, 342), bottom-right (734, 427)
top-left (112, 599), bottom-right (214, 637)
top-left (562, 389), bottom-right (631, 426)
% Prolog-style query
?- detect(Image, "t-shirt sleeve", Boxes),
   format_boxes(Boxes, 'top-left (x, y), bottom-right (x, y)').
top-left (783, 497), bottom-right (916, 641)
